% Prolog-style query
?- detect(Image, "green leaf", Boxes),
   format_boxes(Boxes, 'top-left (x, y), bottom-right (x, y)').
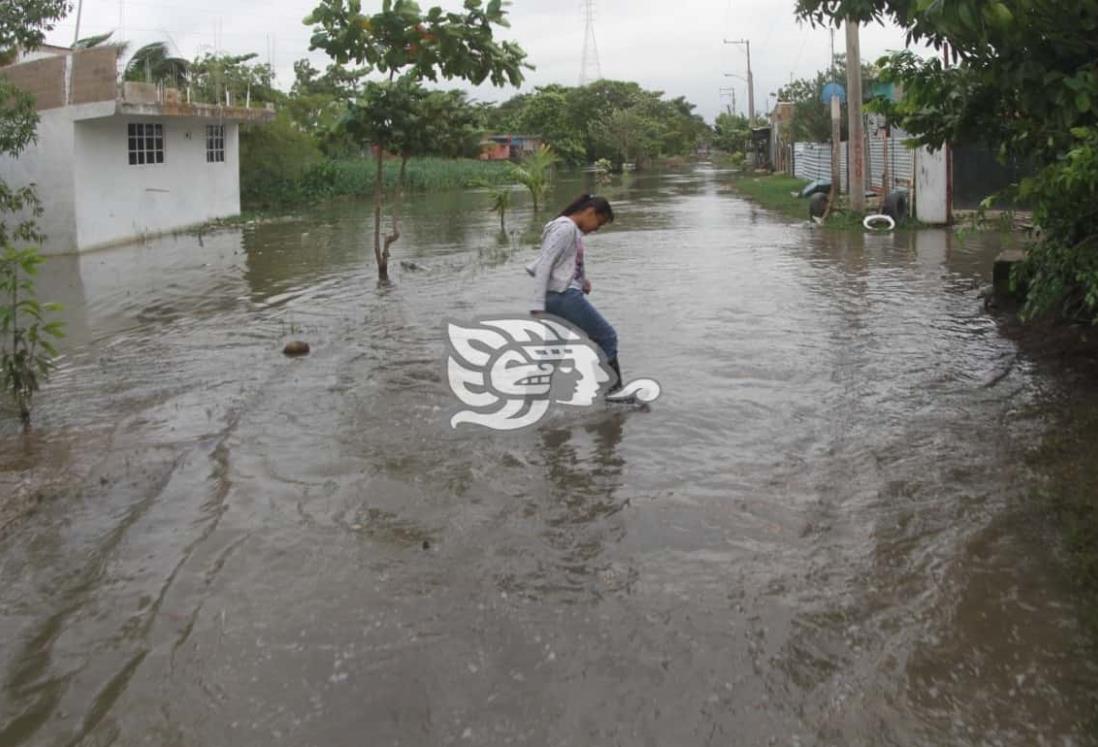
top-left (959, 3), bottom-right (976, 29)
top-left (989, 3), bottom-right (1013, 27)
top-left (1077, 93), bottom-right (1092, 113)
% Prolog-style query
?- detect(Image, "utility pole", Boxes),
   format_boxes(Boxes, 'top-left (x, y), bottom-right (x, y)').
top-left (830, 28), bottom-right (836, 73)
top-left (724, 38), bottom-right (754, 122)
top-left (72, 0), bottom-right (85, 46)
top-left (719, 87), bottom-right (736, 117)
top-left (845, 20), bottom-right (866, 212)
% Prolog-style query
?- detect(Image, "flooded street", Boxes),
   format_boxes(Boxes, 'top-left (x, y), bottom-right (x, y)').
top-left (2, 167), bottom-right (1096, 745)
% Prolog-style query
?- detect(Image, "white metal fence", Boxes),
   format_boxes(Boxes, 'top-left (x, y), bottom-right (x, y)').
top-left (790, 127), bottom-right (915, 195)
top-left (793, 142), bottom-right (848, 191)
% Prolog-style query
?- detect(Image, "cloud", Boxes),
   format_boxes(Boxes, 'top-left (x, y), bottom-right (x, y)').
top-left (45, 0), bottom-right (920, 122)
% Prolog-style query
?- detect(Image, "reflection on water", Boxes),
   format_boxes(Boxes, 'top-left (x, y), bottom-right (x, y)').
top-left (1, 167), bottom-right (1096, 746)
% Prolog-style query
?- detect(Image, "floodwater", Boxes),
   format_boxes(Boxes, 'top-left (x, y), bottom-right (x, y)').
top-left (2, 168), bottom-right (1096, 746)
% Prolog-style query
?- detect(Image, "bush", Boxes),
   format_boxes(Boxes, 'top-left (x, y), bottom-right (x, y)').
top-left (240, 112), bottom-right (325, 209)
top-left (0, 246), bottom-right (63, 428)
top-left (1016, 127), bottom-right (1098, 320)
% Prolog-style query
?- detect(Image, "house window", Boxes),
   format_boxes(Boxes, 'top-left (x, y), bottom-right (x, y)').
top-left (206, 125), bottom-right (225, 163)
top-left (127, 122), bottom-right (164, 165)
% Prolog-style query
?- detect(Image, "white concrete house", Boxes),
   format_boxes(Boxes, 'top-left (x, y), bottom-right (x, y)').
top-left (0, 46), bottom-right (274, 254)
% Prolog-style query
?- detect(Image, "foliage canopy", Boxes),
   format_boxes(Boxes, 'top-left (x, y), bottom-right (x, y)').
top-left (483, 80), bottom-right (711, 167)
top-left (796, 0), bottom-right (1098, 319)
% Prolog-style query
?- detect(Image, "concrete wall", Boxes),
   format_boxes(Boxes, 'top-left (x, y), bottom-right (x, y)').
top-left (70, 47), bottom-right (120, 105)
top-left (0, 55), bottom-right (66, 110)
top-left (915, 145), bottom-right (951, 225)
top-left (72, 115), bottom-right (241, 250)
top-left (0, 105), bottom-right (80, 254)
top-left (1, 48), bottom-right (119, 111)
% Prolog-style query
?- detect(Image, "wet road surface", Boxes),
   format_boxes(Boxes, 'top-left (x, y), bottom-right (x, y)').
top-left (2, 168), bottom-right (1097, 745)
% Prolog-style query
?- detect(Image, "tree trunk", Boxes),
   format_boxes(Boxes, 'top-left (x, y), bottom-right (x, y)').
top-left (380, 156), bottom-right (407, 280)
top-left (11, 278), bottom-right (29, 430)
top-left (373, 146), bottom-right (387, 282)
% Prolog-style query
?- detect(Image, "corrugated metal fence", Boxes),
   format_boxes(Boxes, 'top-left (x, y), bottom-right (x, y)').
top-left (868, 129), bottom-right (915, 192)
top-left (790, 128), bottom-right (915, 194)
top-left (793, 142), bottom-right (848, 191)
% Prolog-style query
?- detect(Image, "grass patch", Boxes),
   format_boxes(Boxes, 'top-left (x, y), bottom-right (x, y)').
top-left (726, 174), bottom-right (814, 222)
top-left (726, 173), bottom-right (927, 230)
top-left (243, 157), bottom-right (515, 211)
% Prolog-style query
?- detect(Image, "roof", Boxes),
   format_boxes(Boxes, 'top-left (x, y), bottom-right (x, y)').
top-left (1, 48), bottom-right (274, 123)
top-left (483, 133), bottom-right (543, 140)
top-left (14, 44), bottom-right (71, 64)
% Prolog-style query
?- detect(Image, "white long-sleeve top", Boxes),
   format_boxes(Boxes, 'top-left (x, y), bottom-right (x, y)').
top-left (525, 217), bottom-right (583, 312)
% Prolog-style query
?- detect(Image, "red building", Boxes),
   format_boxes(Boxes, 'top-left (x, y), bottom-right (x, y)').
top-left (479, 134), bottom-right (543, 161)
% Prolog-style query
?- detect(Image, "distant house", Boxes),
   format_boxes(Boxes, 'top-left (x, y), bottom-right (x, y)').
top-left (0, 46), bottom-right (274, 255)
top-left (479, 134), bottom-right (543, 161)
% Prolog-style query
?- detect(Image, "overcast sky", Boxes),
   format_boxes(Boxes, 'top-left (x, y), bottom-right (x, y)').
top-left (43, 0), bottom-right (920, 123)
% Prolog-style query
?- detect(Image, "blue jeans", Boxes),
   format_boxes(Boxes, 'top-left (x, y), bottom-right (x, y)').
top-left (545, 288), bottom-right (618, 360)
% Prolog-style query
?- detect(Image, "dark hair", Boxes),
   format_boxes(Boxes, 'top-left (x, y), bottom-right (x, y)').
top-left (559, 194), bottom-right (614, 223)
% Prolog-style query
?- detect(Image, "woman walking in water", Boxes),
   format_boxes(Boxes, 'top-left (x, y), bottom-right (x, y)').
top-left (527, 194), bottom-right (631, 402)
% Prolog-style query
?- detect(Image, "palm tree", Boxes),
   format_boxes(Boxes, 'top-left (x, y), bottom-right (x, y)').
top-left (124, 42), bottom-right (188, 89)
top-left (510, 145), bottom-right (558, 213)
top-left (74, 31), bottom-right (115, 49)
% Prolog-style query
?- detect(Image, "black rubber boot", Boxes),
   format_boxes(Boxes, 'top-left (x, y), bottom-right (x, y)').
top-left (607, 357), bottom-right (623, 393)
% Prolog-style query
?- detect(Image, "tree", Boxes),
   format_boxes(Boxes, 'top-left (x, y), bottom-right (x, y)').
top-left (188, 52), bottom-right (280, 106)
top-left (0, 1), bottom-right (71, 53)
top-left (418, 89), bottom-right (483, 159)
top-left (123, 42), bottom-right (189, 89)
top-left (512, 86), bottom-right (586, 165)
top-left (288, 59), bottom-right (367, 155)
top-left (595, 108), bottom-right (660, 167)
top-left (1, 0), bottom-right (69, 426)
top-left (481, 80), bottom-right (711, 167)
top-left (305, 0), bottom-right (529, 282)
top-left (713, 112), bottom-right (751, 155)
top-left (1, 248), bottom-right (64, 428)
top-left (775, 55), bottom-right (878, 143)
top-left (795, 0), bottom-right (1098, 319)
top-left (658, 95), bottom-right (710, 156)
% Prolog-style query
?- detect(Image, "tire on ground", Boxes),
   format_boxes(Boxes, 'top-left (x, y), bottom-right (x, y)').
top-left (883, 190), bottom-right (909, 222)
top-left (809, 192), bottom-right (829, 220)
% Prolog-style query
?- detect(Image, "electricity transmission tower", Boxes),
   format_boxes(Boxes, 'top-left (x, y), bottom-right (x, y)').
top-left (580, 0), bottom-right (603, 85)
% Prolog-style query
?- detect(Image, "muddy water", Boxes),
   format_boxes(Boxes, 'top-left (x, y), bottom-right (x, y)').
top-left (2, 168), bottom-right (1096, 746)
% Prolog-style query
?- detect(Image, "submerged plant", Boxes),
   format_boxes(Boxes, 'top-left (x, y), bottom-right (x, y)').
top-left (488, 186), bottom-right (512, 231)
top-left (511, 145), bottom-right (559, 213)
top-left (0, 247), bottom-right (64, 428)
